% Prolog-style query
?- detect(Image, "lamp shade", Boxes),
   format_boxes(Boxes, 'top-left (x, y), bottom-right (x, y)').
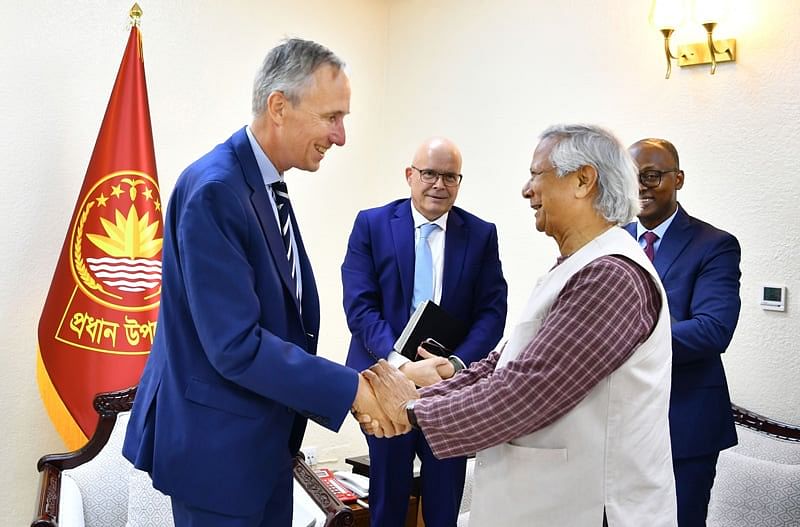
top-left (649, 0), bottom-right (686, 30)
top-left (694, 0), bottom-right (729, 24)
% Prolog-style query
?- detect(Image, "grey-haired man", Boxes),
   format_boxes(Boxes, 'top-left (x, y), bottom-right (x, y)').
top-left (123, 39), bottom-right (395, 527)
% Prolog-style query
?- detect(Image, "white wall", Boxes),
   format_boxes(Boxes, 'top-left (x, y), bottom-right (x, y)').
top-left (2, 0), bottom-right (798, 524)
top-left (380, 0), bottom-right (800, 423)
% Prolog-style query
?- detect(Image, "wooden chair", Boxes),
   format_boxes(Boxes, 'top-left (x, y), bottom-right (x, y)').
top-left (707, 404), bottom-right (800, 526)
top-left (32, 386), bottom-right (354, 527)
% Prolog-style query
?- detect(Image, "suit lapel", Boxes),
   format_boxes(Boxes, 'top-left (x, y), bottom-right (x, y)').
top-left (623, 222), bottom-right (637, 239)
top-left (230, 128), bottom-right (302, 316)
top-left (441, 210), bottom-right (467, 309)
top-left (654, 204), bottom-right (692, 277)
top-left (390, 201), bottom-right (415, 311)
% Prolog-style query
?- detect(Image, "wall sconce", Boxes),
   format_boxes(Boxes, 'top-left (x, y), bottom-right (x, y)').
top-left (650, 0), bottom-right (737, 79)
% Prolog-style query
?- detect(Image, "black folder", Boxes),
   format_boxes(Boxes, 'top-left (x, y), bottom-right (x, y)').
top-left (393, 300), bottom-right (468, 360)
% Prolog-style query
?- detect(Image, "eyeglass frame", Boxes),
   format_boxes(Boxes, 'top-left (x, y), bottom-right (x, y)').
top-left (638, 168), bottom-right (681, 189)
top-left (411, 165), bottom-right (463, 187)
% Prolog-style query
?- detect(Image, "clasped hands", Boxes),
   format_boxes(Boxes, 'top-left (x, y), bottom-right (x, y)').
top-left (351, 349), bottom-right (451, 437)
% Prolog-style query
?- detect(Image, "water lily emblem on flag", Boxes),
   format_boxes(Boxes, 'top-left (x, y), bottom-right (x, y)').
top-left (70, 170), bottom-right (163, 312)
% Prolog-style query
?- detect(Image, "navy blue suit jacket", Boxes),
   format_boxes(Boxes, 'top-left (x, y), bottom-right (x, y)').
top-left (123, 128), bottom-right (358, 516)
top-left (626, 205), bottom-right (740, 459)
top-left (342, 199), bottom-right (508, 372)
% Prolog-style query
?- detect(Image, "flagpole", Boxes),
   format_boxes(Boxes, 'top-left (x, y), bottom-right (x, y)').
top-left (37, 0), bottom-right (162, 449)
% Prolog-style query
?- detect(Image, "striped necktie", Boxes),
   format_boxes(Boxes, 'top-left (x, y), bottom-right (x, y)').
top-left (271, 181), bottom-right (300, 301)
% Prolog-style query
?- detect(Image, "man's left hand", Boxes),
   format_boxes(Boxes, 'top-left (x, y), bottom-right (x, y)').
top-left (400, 353), bottom-right (450, 386)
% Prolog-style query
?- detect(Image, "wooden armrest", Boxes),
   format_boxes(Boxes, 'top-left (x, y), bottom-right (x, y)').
top-left (733, 403), bottom-right (800, 442)
top-left (293, 454), bottom-right (354, 527)
top-left (36, 387), bottom-right (137, 472)
top-left (31, 464), bottom-right (61, 527)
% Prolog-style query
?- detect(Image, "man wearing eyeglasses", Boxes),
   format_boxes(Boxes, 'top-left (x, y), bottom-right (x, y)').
top-left (626, 138), bottom-right (741, 527)
top-left (341, 137), bottom-right (508, 527)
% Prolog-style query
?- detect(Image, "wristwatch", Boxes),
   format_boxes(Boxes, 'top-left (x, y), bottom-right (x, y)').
top-left (447, 355), bottom-right (465, 374)
top-left (405, 400), bottom-right (419, 428)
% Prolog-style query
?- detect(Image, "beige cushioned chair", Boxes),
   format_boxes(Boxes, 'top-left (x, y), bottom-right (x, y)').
top-left (31, 386), bottom-right (354, 527)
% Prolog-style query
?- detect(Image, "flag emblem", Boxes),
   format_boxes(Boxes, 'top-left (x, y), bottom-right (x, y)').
top-left (71, 170), bottom-right (163, 309)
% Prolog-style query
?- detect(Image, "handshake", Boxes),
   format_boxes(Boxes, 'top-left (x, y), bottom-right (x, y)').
top-left (351, 348), bottom-right (453, 438)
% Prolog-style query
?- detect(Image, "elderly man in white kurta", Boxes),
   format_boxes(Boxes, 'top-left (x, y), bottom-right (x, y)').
top-left (362, 124), bottom-right (678, 527)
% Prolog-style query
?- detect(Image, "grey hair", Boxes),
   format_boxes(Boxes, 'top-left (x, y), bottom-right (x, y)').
top-left (540, 124), bottom-right (640, 225)
top-left (252, 38), bottom-right (345, 116)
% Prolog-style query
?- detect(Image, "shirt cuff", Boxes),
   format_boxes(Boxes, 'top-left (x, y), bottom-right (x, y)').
top-left (387, 350), bottom-right (412, 369)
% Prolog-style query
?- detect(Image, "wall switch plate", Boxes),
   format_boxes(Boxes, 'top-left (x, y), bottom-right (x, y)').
top-left (304, 447), bottom-right (318, 466)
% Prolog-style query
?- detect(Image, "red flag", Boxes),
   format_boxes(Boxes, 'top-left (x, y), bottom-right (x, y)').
top-left (37, 20), bottom-right (162, 449)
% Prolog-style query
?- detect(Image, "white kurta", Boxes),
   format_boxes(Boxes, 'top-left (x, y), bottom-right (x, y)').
top-left (469, 227), bottom-right (677, 527)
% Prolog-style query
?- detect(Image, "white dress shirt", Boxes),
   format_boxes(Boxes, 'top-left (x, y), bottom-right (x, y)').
top-left (245, 126), bottom-right (302, 299)
top-left (387, 203), bottom-right (449, 369)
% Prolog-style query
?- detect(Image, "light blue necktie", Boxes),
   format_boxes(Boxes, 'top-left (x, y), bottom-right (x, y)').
top-left (412, 223), bottom-right (439, 312)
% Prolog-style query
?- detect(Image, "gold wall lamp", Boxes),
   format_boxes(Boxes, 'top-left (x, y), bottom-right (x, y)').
top-left (650, 0), bottom-right (737, 79)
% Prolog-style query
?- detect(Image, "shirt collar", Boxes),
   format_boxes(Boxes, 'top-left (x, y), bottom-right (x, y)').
top-left (245, 125), bottom-right (282, 186)
top-left (636, 204), bottom-right (679, 240)
top-left (410, 201), bottom-right (449, 232)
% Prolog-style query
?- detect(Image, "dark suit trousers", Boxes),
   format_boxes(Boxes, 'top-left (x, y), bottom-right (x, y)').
top-left (674, 452), bottom-right (720, 527)
top-left (171, 455), bottom-right (293, 527)
top-left (367, 428), bottom-right (467, 527)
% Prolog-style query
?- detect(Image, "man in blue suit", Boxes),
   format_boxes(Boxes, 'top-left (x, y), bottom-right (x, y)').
top-left (122, 39), bottom-right (395, 527)
top-left (342, 137), bottom-right (508, 527)
top-left (626, 138), bottom-right (741, 527)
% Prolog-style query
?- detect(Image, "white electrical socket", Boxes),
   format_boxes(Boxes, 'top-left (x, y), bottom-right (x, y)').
top-left (304, 447), bottom-right (318, 466)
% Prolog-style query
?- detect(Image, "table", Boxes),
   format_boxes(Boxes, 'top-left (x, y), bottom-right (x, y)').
top-left (345, 455), bottom-right (424, 527)
top-left (347, 495), bottom-right (420, 527)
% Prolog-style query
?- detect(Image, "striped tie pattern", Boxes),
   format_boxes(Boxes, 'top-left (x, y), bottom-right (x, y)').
top-left (271, 181), bottom-right (300, 301)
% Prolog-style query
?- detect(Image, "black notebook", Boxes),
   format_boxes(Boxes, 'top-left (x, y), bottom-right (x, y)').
top-left (393, 300), bottom-right (468, 360)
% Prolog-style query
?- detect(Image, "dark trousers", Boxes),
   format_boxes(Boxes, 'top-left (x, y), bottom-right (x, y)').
top-left (171, 458), bottom-right (293, 527)
top-left (674, 452), bottom-right (720, 527)
top-left (367, 428), bottom-right (467, 527)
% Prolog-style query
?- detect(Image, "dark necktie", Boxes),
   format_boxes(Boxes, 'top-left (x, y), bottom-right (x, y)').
top-left (642, 231), bottom-right (659, 262)
top-left (271, 181), bottom-right (300, 301)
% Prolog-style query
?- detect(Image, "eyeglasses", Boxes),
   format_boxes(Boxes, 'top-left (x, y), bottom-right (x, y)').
top-left (639, 169), bottom-right (679, 189)
top-left (411, 166), bottom-right (463, 187)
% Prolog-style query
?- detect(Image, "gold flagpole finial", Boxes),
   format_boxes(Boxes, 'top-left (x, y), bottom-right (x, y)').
top-left (129, 3), bottom-right (143, 26)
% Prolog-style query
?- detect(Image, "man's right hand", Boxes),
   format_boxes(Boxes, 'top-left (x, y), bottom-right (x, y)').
top-left (352, 373), bottom-right (401, 438)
